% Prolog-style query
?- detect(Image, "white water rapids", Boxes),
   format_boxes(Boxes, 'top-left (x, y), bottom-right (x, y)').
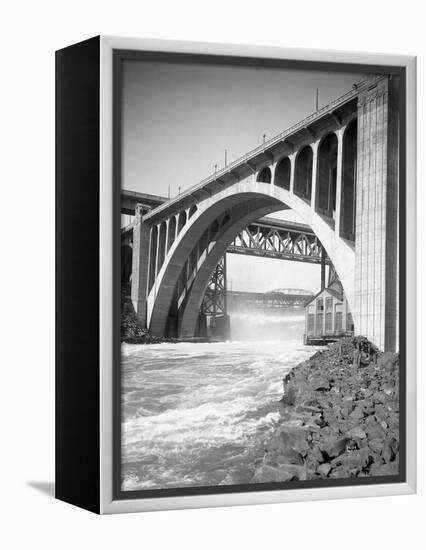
top-left (121, 309), bottom-right (316, 490)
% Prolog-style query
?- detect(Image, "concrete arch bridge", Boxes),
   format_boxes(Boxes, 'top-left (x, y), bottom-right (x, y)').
top-left (125, 74), bottom-right (399, 351)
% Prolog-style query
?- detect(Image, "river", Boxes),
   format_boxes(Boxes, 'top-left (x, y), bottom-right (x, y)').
top-left (121, 309), bottom-right (317, 491)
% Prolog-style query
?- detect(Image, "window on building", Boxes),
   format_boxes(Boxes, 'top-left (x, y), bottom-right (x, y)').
top-left (325, 297), bottom-right (333, 311)
top-left (317, 298), bottom-right (324, 312)
top-left (325, 312), bottom-right (333, 333)
top-left (347, 312), bottom-right (354, 333)
top-left (316, 313), bottom-right (323, 335)
top-left (307, 314), bottom-right (315, 334)
top-left (335, 311), bottom-right (343, 333)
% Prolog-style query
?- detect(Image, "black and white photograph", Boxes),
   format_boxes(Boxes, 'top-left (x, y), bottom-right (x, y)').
top-left (3, 0), bottom-right (424, 542)
top-left (116, 53), bottom-right (403, 495)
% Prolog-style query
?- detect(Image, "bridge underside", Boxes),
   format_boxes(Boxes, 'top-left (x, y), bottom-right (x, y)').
top-left (122, 215), bottom-right (329, 339)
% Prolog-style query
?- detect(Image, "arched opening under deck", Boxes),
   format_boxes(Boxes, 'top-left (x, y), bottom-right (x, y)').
top-left (275, 157), bottom-right (291, 190)
top-left (256, 167), bottom-right (272, 183)
top-left (167, 216), bottom-right (177, 251)
top-left (148, 225), bottom-right (158, 292)
top-left (294, 146), bottom-right (313, 202)
top-left (340, 121), bottom-right (357, 241)
top-left (316, 133), bottom-right (338, 220)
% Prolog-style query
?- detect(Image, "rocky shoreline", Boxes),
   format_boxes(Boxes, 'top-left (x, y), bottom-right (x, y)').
top-left (121, 285), bottom-right (210, 344)
top-left (251, 337), bottom-right (400, 483)
top-left (121, 287), bottom-right (165, 344)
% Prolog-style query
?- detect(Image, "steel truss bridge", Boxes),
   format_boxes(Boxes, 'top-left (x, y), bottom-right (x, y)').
top-left (227, 288), bottom-right (314, 311)
top-left (228, 217), bottom-right (330, 264)
top-left (199, 217), bottom-right (328, 318)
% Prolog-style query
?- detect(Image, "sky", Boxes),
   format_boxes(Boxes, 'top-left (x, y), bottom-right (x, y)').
top-left (121, 60), bottom-right (363, 293)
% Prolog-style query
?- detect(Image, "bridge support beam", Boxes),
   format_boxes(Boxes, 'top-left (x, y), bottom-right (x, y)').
top-left (354, 76), bottom-right (399, 351)
top-left (199, 255), bottom-right (230, 341)
top-left (334, 128), bottom-right (344, 235)
top-left (130, 205), bottom-right (151, 327)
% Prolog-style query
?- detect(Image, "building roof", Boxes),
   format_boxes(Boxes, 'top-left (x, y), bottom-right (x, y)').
top-left (304, 286), bottom-right (344, 307)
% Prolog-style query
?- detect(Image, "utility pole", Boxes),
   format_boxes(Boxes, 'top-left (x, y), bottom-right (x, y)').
top-left (263, 133), bottom-right (266, 144)
top-left (215, 163), bottom-right (217, 173)
top-left (224, 148), bottom-right (227, 167)
top-left (316, 88), bottom-right (319, 111)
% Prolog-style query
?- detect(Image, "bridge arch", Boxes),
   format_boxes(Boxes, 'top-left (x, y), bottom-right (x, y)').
top-left (177, 210), bottom-right (187, 234)
top-left (188, 204), bottom-right (197, 218)
top-left (256, 166), bottom-right (272, 183)
top-left (146, 180), bottom-right (355, 338)
top-left (340, 120), bottom-right (357, 240)
top-left (274, 156), bottom-right (291, 190)
top-left (316, 132), bottom-right (338, 221)
top-left (210, 218), bottom-right (220, 237)
top-left (167, 215), bottom-right (177, 251)
top-left (148, 225), bottom-right (158, 292)
top-left (157, 221), bottom-right (167, 271)
top-left (221, 212), bottom-right (231, 226)
top-left (294, 145), bottom-right (313, 202)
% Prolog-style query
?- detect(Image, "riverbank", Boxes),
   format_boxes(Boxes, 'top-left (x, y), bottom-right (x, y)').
top-left (121, 285), bottom-right (213, 344)
top-left (121, 285), bottom-right (181, 344)
top-left (251, 337), bottom-right (399, 482)
top-left (121, 288), bottom-right (167, 343)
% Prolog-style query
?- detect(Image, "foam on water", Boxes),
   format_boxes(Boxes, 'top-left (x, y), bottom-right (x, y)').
top-left (121, 313), bottom-right (316, 490)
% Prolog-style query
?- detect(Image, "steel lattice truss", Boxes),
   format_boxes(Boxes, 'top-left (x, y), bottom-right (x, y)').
top-left (227, 289), bottom-right (314, 310)
top-left (200, 220), bottom-right (331, 319)
top-left (201, 256), bottom-right (227, 317)
top-left (227, 220), bottom-right (330, 264)
top-left (121, 215), bottom-right (331, 320)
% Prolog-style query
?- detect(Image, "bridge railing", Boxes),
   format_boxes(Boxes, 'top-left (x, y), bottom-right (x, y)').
top-left (195, 84), bottom-right (361, 184)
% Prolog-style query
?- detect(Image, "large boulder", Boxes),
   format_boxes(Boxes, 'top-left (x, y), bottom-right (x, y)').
top-left (346, 426), bottom-right (367, 440)
top-left (310, 377), bottom-right (331, 391)
top-left (320, 437), bottom-right (349, 459)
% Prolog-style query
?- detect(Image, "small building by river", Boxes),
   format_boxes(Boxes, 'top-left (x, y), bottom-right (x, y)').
top-left (304, 285), bottom-right (354, 345)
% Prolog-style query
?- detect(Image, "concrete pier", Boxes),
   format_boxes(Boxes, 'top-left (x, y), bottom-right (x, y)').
top-left (354, 76), bottom-right (399, 350)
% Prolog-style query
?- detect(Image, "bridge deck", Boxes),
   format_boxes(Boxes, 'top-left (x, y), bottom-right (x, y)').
top-left (121, 212), bottom-right (314, 236)
top-left (121, 190), bottom-right (167, 215)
